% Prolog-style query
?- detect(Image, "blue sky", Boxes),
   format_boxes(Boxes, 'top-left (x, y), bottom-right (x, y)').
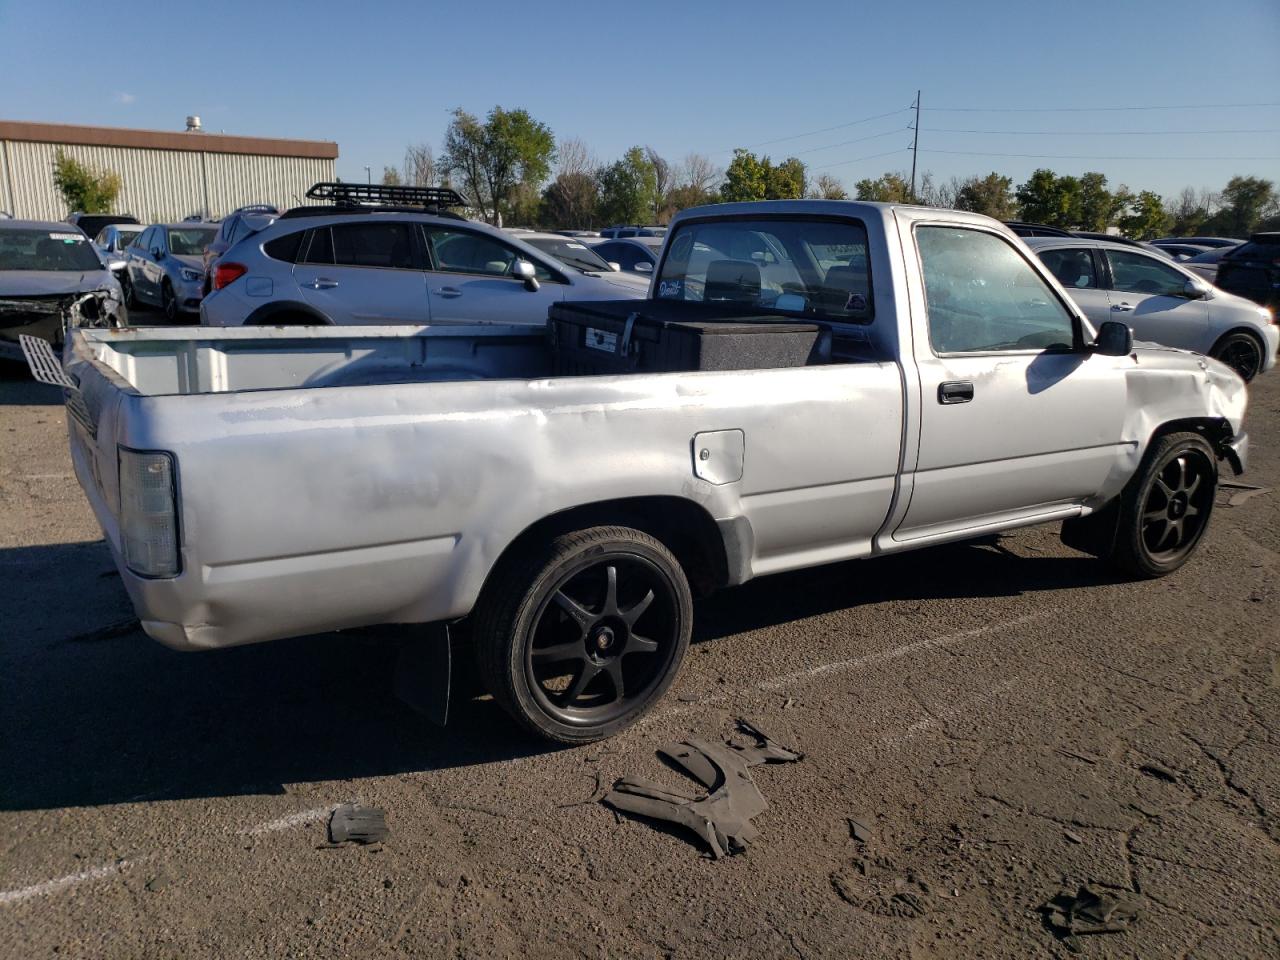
top-left (2, 0), bottom-right (1277, 198)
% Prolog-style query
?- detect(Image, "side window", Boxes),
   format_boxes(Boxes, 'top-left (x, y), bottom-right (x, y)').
top-left (917, 226), bottom-right (1076, 354)
top-left (427, 228), bottom-right (553, 280)
top-left (1038, 248), bottom-right (1098, 289)
top-left (1107, 251), bottom-right (1187, 297)
top-left (331, 222), bottom-right (416, 269)
top-left (263, 230), bottom-right (304, 263)
top-left (301, 227), bottom-right (334, 264)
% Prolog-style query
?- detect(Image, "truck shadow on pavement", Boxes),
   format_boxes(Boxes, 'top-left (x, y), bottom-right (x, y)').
top-left (0, 359), bottom-right (64, 405)
top-left (0, 535), bottom-right (1122, 812)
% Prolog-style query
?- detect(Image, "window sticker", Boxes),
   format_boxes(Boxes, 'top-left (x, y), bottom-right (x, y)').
top-left (845, 292), bottom-right (867, 312)
top-left (658, 279), bottom-right (683, 299)
top-left (50, 232), bottom-right (85, 242)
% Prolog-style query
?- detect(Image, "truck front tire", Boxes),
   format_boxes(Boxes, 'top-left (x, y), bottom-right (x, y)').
top-left (1107, 431), bottom-right (1218, 578)
top-left (473, 525), bottom-right (692, 743)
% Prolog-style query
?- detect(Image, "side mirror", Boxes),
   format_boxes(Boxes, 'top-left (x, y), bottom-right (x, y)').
top-left (1092, 320), bottom-right (1133, 357)
top-left (1183, 278), bottom-right (1209, 300)
top-left (153, 248), bottom-right (165, 260)
top-left (634, 261), bottom-right (654, 274)
top-left (512, 259), bottom-right (539, 291)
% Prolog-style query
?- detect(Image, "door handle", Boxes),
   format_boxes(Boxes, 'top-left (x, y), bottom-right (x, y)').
top-left (433, 287), bottom-right (462, 298)
top-left (1111, 302), bottom-right (1133, 312)
top-left (938, 381), bottom-right (974, 404)
top-left (304, 278), bottom-right (339, 290)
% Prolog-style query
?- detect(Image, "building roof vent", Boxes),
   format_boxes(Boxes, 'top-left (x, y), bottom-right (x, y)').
top-left (185, 115), bottom-right (202, 132)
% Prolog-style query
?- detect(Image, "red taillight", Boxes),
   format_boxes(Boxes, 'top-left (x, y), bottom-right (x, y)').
top-left (214, 262), bottom-right (247, 290)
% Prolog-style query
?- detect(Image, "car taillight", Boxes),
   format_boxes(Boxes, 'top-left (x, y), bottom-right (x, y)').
top-left (119, 448), bottom-right (180, 578)
top-left (214, 262), bottom-right (248, 290)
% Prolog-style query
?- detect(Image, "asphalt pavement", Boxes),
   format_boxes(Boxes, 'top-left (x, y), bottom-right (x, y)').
top-left (1, 354), bottom-right (1277, 959)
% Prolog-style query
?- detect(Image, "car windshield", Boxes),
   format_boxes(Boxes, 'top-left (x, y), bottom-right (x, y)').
top-left (523, 237), bottom-right (612, 272)
top-left (656, 217), bottom-right (873, 322)
top-left (0, 229), bottom-right (104, 271)
top-left (166, 227), bottom-right (216, 256)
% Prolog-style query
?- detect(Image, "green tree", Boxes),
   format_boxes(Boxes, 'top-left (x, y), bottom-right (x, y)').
top-left (854, 172), bottom-right (911, 203)
top-left (767, 157), bottom-right (807, 199)
top-left (441, 106), bottom-right (555, 225)
top-left (52, 150), bottom-right (121, 214)
top-left (1075, 172), bottom-right (1119, 232)
top-left (720, 149), bottom-right (769, 202)
top-left (597, 146), bottom-right (658, 225)
top-left (1168, 187), bottom-right (1213, 237)
top-left (954, 172), bottom-right (1016, 219)
top-left (380, 166), bottom-right (402, 186)
top-left (1117, 191), bottom-right (1170, 239)
top-left (1204, 175), bottom-right (1277, 237)
top-left (1016, 169), bottom-right (1078, 226)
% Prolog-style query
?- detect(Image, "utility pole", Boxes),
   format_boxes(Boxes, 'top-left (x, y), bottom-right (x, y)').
top-left (909, 90), bottom-right (921, 202)
top-left (364, 165), bottom-right (372, 185)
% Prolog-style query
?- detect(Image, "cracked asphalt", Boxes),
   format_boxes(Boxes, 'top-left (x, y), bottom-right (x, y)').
top-left (1, 356), bottom-right (1277, 959)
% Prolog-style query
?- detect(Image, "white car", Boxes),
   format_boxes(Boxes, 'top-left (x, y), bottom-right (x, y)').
top-left (1027, 237), bottom-right (1277, 382)
top-left (202, 185), bottom-right (646, 328)
top-left (504, 230), bottom-right (649, 295)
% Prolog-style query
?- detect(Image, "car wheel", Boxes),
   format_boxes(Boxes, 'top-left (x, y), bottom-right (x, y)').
top-left (1108, 432), bottom-right (1217, 578)
top-left (473, 525), bottom-right (692, 743)
top-left (1210, 331), bottom-right (1264, 382)
top-left (161, 280), bottom-right (178, 323)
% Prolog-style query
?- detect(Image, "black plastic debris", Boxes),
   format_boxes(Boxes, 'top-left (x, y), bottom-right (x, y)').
top-left (847, 816), bottom-right (874, 844)
top-left (328, 804), bottom-right (388, 845)
top-left (1138, 762), bottom-right (1178, 784)
top-left (602, 720), bottom-right (802, 859)
top-left (1042, 884), bottom-right (1140, 949)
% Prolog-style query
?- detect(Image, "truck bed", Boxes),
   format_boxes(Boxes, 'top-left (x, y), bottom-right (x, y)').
top-left (78, 324), bottom-right (554, 396)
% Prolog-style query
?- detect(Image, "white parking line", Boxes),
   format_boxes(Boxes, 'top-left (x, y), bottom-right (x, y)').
top-left (756, 610), bottom-right (1054, 691)
top-left (0, 860), bottom-right (135, 906)
top-left (241, 804), bottom-right (339, 836)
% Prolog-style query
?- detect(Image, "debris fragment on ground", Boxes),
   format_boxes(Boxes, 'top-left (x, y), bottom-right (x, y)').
top-left (601, 720), bottom-right (801, 859)
top-left (1042, 884), bottom-right (1141, 951)
top-left (847, 816), bottom-right (874, 844)
top-left (1219, 481), bottom-right (1270, 507)
top-left (327, 804), bottom-right (388, 845)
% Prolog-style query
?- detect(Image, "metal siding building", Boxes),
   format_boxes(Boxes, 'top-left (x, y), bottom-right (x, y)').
top-left (0, 120), bottom-right (337, 223)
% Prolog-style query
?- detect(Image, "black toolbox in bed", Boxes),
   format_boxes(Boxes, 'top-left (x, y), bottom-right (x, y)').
top-left (548, 300), bottom-right (830, 375)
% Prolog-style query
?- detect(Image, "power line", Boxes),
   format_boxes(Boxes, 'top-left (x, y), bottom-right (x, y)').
top-left (926, 127), bottom-right (1280, 136)
top-left (789, 127), bottom-right (911, 156)
top-left (925, 148), bottom-right (1280, 161)
top-left (926, 101), bottom-right (1280, 113)
top-left (717, 106), bottom-right (912, 153)
top-left (811, 147), bottom-right (912, 171)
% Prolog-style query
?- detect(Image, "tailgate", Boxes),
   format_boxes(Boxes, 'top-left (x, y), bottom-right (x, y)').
top-left (21, 334), bottom-right (128, 545)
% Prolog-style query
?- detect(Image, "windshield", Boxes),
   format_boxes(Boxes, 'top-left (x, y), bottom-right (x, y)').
top-left (0, 229), bottom-right (104, 271)
top-left (524, 237), bottom-right (612, 272)
top-left (655, 217), bottom-right (873, 322)
top-left (166, 227), bottom-right (216, 256)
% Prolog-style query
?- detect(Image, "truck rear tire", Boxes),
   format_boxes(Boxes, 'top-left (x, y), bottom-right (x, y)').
top-left (473, 525), bottom-right (692, 743)
top-left (1107, 431), bottom-right (1217, 578)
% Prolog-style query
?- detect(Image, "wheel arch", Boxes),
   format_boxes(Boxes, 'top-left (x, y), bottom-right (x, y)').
top-left (475, 496), bottom-right (734, 608)
top-left (243, 300), bottom-right (332, 325)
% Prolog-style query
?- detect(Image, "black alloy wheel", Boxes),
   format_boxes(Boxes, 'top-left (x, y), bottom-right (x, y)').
top-left (1109, 432), bottom-right (1218, 577)
top-left (161, 280), bottom-right (178, 323)
top-left (474, 526), bottom-right (692, 743)
top-left (1212, 332), bottom-right (1263, 382)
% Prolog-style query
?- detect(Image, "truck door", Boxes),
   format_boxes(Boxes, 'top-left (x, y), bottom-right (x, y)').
top-left (894, 219), bottom-right (1129, 543)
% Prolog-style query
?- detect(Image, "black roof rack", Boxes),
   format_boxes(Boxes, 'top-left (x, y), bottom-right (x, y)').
top-left (306, 182), bottom-right (467, 209)
top-left (280, 182), bottom-right (470, 221)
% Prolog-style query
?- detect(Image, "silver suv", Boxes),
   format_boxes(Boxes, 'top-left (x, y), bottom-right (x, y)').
top-left (201, 187), bottom-right (644, 327)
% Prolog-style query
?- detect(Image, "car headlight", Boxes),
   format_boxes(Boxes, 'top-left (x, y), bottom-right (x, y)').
top-left (180, 268), bottom-right (202, 282)
top-left (1258, 307), bottom-right (1274, 325)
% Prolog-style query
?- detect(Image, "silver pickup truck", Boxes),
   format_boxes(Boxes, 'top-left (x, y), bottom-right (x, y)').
top-left (33, 201), bottom-right (1250, 743)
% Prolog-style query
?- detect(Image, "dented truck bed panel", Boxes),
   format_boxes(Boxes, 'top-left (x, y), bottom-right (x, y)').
top-left (54, 202), bottom-right (1251, 652)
